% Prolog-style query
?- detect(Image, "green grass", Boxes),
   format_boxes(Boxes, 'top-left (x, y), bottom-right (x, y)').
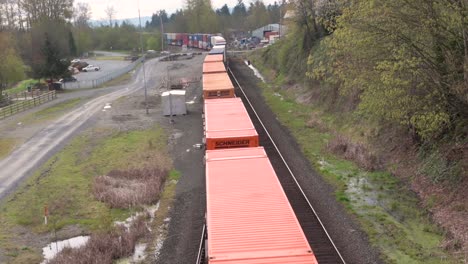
top-left (0, 126), bottom-right (170, 260)
top-left (5, 79), bottom-right (41, 94)
top-left (252, 59), bottom-right (459, 263)
top-left (19, 98), bottom-right (83, 124)
top-left (0, 138), bottom-right (17, 160)
top-left (168, 169), bottom-right (181, 181)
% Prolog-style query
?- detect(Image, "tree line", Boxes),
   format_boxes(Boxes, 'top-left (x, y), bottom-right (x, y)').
top-left (0, 0), bottom-right (282, 90)
top-left (259, 0), bottom-right (467, 181)
top-left (145, 0), bottom-right (284, 36)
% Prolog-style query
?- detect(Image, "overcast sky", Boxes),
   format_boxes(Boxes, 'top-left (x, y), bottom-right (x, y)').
top-left (79, 0), bottom-right (280, 20)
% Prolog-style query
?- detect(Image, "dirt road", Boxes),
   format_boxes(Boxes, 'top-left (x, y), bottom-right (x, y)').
top-left (0, 59), bottom-right (160, 200)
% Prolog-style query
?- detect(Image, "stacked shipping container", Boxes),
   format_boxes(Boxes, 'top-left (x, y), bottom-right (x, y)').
top-left (163, 33), bottom-right (214, 50)
top-left (205, 147), bottom-right (319, 263)
top-left (204, 98), bottom-right (258, 150)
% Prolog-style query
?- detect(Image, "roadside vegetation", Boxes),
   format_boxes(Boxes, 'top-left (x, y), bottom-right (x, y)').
top-left (20, 98), bottom-right (82, 124)
top-left (248, 77), bottom-right (458, 263)
top-left (249, 0), bottom-right (467, 261)
top-left (0, 126), bottom-right (173, 262)
top-left (3, 80), bottom-right (40, 95)
top-left (0, 138), bottom-right (17, 160)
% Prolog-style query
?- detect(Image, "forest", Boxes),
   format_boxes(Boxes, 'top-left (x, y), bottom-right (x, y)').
top-left (258, 0), bottom-right (467, 181)
top-left (0, 0), bottom-right (283, 91)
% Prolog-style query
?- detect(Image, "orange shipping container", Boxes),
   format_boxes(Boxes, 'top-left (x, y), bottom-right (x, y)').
top-left (204, 54), bottom-right (224, 63)
top-left (203, 72), bottom-right (235, 99)
top-left (204, 98), bottom-right (258, 150)
top-left (203, 61), bottom-right (226, 74)
top-left (205, 147), bottom-right (318, 264)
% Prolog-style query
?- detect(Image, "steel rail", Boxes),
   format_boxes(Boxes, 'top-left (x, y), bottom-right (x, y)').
top-left (228, 65), bottom-right (346, 264)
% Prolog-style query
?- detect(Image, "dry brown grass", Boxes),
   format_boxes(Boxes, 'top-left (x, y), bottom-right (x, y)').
top-left (93, 167), bottom-right (167, 208)
top-left (48, 216), bottom-right (148, 264)
top-left (327, 134), bottom-right (381, 171)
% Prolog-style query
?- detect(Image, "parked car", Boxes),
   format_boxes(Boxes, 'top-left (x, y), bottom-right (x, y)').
top-left (72, 61), bottom-right (88, 70)
top-left (71, 59), bottom-right (81, 64)
top-left (59, 76), bottom-right (77, 83)
top-left (82, 65), bottom-right (100, 72)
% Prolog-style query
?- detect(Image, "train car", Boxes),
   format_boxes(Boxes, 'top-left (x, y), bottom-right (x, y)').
top-left (208, 46), bottom-right (226, 63)
top-left (203, 61), bottom-right (226, 74)
top-left (211, 35), bottom-right (226, 46)
top-left (204, 98), bottom-right (258, 149)
top-left (205, 147), bottom-right (318, 263)
top-left (204, 54), bottom-right (223, 63)
top-left (202, 72), bottom-right (235, 99)
top-left (164, 33), bottom-right (215, 50)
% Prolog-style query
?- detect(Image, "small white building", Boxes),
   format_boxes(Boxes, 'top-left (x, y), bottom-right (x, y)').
top-left (162, 90), bottom-right (187, 116)
top-left (251, 24), bottom-right (287, 39)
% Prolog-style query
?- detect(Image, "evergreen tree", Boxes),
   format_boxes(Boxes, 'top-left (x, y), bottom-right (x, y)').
top-left (32, 33), bottom-right (69, 80)
top-left (68, 31), bottom-right (77, 56)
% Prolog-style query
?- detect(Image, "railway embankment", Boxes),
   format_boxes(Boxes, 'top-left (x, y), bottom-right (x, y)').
top-left (229, 56), bottom-right (464, 263)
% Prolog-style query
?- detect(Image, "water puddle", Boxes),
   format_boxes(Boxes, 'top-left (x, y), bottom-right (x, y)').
top-left (244, 61), bottom-right (266, 82)
top-left (319, 159), bottom-right (381, 208)
top-left (317, 156), bottom-right (453, 262)
top-left (114, 202), bottom-right (161, 229)
top-left (41, 236), bottom-right (90, 263)
top-left (273, 92), bottom-right (284, 101)
top-left (132, 243), bottom-right (147, 262)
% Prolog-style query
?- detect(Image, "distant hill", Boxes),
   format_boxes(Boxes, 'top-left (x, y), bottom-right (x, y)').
top-left (90, 16), bottom-right (152, 27)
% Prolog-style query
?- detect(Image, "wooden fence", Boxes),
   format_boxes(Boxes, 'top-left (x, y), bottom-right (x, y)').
top-left (0, 90), bottom-right (57, 120)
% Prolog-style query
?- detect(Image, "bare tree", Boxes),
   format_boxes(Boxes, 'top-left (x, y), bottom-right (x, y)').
top-left (74, 2), bottom-right (91, 27)
top-left (105, 5), bottom-right (115, 27)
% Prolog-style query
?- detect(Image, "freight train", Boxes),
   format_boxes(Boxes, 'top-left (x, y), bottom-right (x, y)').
top-left (164, 33), bottom-right (226, 50)
top-left (201, 44), bottom-right (319, 263)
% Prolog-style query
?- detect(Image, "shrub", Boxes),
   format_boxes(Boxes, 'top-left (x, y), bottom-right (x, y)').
top-left (327, 134), bottom-right (381, 171)
top-left (48, 216), bottom-right (148, 264)
top-left (93, 167), bottom-right (168, 208)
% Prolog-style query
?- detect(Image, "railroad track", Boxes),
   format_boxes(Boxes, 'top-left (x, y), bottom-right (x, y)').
top-left (196, 63), bottom-right (346, 264)
top-left (227, 64), bottom-right (346, 264)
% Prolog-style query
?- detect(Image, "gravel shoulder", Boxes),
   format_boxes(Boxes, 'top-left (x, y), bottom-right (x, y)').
top-left (228, 58), bottom-right (383, 264)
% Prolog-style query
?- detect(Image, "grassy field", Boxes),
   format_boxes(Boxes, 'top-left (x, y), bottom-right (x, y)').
top-left (0, 99), bottom-right (83, 160)
top-left (0, 126), bottom-right (171, 261)
top-left (18, 98), bottom-right (83, 124)
top-left (250, 59), bottom-right (458, 263)
top-left (0, 138), bottom-right (17, 160)
top-left (4, 80), bottom-right (41, 94)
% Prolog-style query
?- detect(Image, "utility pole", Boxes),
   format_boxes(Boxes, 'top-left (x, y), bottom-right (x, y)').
top-left (159, 11), bottom-right (164, 51)
top-left (279, 0), bottom-right (286, 39)
top-left (138, 0), bottom-right (149, 114)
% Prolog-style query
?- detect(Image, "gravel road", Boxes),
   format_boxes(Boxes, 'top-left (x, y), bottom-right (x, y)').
top-left (0, 58), bottom-right (158, 200)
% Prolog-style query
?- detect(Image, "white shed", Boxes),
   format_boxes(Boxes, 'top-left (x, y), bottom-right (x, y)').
top-left (162, 90), bottom-right (187, 116)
